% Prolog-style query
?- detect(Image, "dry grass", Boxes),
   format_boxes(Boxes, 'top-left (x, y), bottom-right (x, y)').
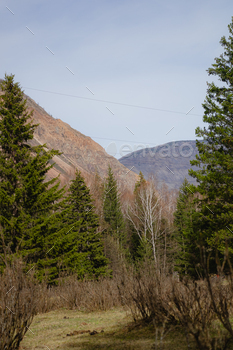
top-left (21, 307), bottom-right (193, 350)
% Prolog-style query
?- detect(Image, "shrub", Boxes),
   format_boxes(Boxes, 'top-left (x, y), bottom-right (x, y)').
top-left (0, 260), bottom-right (39, 350)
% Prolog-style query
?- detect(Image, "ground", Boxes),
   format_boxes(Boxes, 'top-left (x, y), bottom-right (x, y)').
top-left (21, 307), bottom-right (194, 350)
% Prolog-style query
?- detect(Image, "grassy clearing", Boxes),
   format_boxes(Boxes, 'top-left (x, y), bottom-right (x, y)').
top-left (21, 307), bottom-right (194, 350)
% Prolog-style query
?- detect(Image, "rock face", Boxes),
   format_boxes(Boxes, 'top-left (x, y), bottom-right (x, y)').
top-left (119, 140), bottom-right (200, 190)
top-left (0, 81), bottom-right (138, 191)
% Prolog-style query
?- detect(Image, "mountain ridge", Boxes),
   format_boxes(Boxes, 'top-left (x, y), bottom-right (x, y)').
top-left (119, 140), bottom-right (199, 190)
top-left (0, 79), bottom-right (138, 191)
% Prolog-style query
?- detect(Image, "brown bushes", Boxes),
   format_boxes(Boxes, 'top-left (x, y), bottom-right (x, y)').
top-left (28, 274), bottom-right (122, 314)
top-left (0, 261), bottom-right (39, 350)
top-left (45, 275), bottom-right (122, 312)
top-left (2, 258), bottom-right (233, 350)
top-left (167, 279), bottom-right (231, 350)
top-left (118, 264), bottom-right (174, 324)
top-left (118, 262), bottom-right (233, 350)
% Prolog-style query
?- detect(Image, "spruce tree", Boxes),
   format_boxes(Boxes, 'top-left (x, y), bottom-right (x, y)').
top-left (129, 171), bottom-right (147, 262)
top-left (62, 171), bottom-right (109, 279)
top-left (189, 17), bottom-right (233, 269)
top-left (23, 197), bottom-right (77, 283)
top-left (173, 178), bottom-right (198, 276)
top-left (134, 171), bottom-right (146, 194)
top-left (0, 74), bottom-right (108, 283)
top-left (103, 166), bottom-right (125, 244)
top-left (0, 74), bottom-right (65, 260)
top-left (26, 170), bottom-right (109, 283)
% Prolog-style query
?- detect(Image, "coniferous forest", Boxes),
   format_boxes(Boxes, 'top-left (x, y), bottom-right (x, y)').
top-left (2, 16), bottom-right (233, 350)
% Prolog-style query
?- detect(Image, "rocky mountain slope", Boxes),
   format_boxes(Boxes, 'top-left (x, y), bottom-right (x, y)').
top-left (119, 140), bottom-right (200, 190)
top-left (0, 80), bottom-right (138, 191)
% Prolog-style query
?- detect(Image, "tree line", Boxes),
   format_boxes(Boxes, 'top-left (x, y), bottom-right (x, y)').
top-left (0, 73), bottom-right (177, 283)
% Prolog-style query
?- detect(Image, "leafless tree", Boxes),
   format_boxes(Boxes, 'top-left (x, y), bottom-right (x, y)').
top-left (125, 180), bottom-right (167, 270)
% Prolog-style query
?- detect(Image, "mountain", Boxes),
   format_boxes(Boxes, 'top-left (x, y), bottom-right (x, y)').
top-left (0, 80), bottom-right (138, 191)
top-left (119, 140), bottom-right (199, 190)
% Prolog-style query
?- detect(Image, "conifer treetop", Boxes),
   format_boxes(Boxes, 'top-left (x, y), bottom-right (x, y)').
top-left (0, 74), bottom-right (38, 154)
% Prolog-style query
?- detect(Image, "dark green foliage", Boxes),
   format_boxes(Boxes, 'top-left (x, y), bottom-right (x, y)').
top-left (27, 171), bottom-right (109, 283)
top-left (62, 171), bottom-right (109, 279)
top-left (189, 18), bottom-right (233, 272)
top-left (103, 166), bottom-right (125, 245)
top-left (22, 200), bottom-right (78, 283)
top-left (173, 178), bottom-right (200, 276)
top-left (129, 171), bottom-right (148, 262)
top-left (0, 74), bottom-right (65, 259)
top-left (134, 171), bottom-right (146, 194)
top-left (128, 223), bottom-right (144, 262)
top-left (0, 75), bottom-right (108, 284)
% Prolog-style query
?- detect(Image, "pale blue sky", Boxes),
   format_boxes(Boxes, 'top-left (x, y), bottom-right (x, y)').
top-left (0, 0), bottom-right (232, 158)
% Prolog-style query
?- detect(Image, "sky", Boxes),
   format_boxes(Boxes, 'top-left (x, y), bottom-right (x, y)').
top-left (0, 0), bottom-right (233, 159)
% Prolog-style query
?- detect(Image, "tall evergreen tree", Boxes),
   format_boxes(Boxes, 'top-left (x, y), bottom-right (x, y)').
top-left (189, 18), bottom-right (233, 270)
top-left (26, 171), bottom-right (110, 283)
top-left (63, 170), bottom-right (109, 279)
top-left (103, 166), bottom-right (125, 245)
top-left (23, 196), bottom-right (77, 283)
top-left (173, 178), bottom-right (198, 276)
top-left (57, 171), bottom-right (109, 278)
top-left (0, 74), bottom-right (108, 283)
top-left (129, 171), bottom-right (147, 262)
top-left (0, 74), bottom-right (65, 260)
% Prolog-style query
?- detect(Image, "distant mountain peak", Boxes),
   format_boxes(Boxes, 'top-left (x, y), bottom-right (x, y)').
top-left (119, 140), bottom-right (199, 190)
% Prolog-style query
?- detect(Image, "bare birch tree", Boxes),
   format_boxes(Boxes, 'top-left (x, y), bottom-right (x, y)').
top-left (126, 180), bottom-right (166, 269)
